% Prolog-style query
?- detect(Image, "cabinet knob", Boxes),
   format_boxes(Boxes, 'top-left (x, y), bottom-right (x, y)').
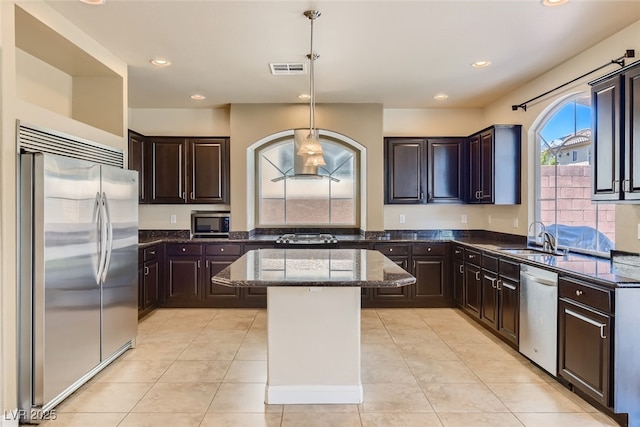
top-left (575, 290), bottom-right (583, 296)
top-left (182, 247), bottom-right (186, 252)
top-left (427, 247), bottom-right (432, 252)
top-left (389, 248), bottom-right (393, 252)
top-left (220, 248), bottom-right (224, 252)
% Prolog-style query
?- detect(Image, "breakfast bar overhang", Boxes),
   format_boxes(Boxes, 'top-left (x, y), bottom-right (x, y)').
top-left (211, 248), bottom-right (416, 405)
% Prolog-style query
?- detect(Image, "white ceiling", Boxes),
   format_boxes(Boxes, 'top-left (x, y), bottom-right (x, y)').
top-left (45, 0), bottom-right (640, 109)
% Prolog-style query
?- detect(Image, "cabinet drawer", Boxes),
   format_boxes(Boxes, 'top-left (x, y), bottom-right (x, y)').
top-left (143, 246), bottom-right (159, 261)
top-left (482, 254), bottom-right (498, 272)
top-left (412, 243), bottom-right (446, 256)
top-left (465, 249), bottom-right (481, 265)
top-left (453, 245), bottom-right (465, 259)
top-left (167, 244), bottom-right (203, 256)
top-left (499, 259), bottom-right (519, 280)
top-left (374, 244), bottom-right (409, 256)
top-left (206, 243), bottom-right (242, 256)
top-left (559, 277), bottom-right (612, 314)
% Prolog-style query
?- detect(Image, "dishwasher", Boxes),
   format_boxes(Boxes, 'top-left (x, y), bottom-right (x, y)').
top-left (519, 264), bottom-right (558, 376)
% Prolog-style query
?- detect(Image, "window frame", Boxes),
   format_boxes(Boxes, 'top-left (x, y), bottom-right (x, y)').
top-left (254, 130), bottom-right (360, 228)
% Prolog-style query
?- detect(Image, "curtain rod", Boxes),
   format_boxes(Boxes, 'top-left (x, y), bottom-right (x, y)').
top-left (511, 49), bottom-right (635, 112)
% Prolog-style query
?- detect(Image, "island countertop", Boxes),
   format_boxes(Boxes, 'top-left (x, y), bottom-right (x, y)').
top-left (211, 248), bottom-right (416, 288)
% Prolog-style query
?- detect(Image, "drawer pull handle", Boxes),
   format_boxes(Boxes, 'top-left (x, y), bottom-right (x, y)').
top-left (455, 250), bottom-right (461, 254)
top-left (469, 254), bottom-right (476, 259)
top-left (502, 282), bottom-right (516, 291)
top-left (575, 290), bottom-right (583, 296)
top-left (565, 309), bottom-right (606, 339)
top-left (149, 251), bottom-right (156, 255)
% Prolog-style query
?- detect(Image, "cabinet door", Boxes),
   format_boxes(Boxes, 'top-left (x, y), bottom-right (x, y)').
top-left (150, 137), bottom-right (186, 203)
top-left (453, 258), bottom-right (465, 307)
top-left (413, 256), bottom-right (447, 306)
top-left (137, 260), bottom-right (144, 313)
top-left (143, 260), bottom-right (159, 310)
top-left (205, 257), bottom-right (242, 301)
top-left (427, 138), bottom-right (463, 203)
top-left (385, 138), bottom-right (426, 204)
top-left (624, 65), bottom-right (640, 200)
top-left (187, 138), bottom-right (229, 203)
top-left (498, 276), bottom-right (519, 345)
top-left (480, 269), bottom-right (498, 328)
top-left (464, 263), bottom-right (482, 318)
top-left (165, 256), bottom-right (200, 301)
top-left (558, 299), bottom-right (611, 406)
top-left (592, 76), bottom-right (621, 201)
top-left (479, 130), bottom-right (495, 203)
top-left (468, 134), bottom-right (482, 203)
top-left (128, 131), bottom-right (147, 203)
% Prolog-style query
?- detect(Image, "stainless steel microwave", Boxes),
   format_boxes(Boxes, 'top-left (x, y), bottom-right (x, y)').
top-left (191, 211), bottom-right (230, 237)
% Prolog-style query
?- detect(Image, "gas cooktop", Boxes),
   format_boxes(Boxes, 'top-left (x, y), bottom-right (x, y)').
top-left (274, 233), bottom-right (339, 247)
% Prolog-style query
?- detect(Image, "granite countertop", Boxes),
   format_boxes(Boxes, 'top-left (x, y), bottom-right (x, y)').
top-left (138, 230), bottom-right (640, 287)
top-left (211, 249), bottom-right (417, 288)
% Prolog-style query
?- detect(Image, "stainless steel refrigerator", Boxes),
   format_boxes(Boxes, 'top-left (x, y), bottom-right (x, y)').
top-left (19, 152), bottom-right (138, 423)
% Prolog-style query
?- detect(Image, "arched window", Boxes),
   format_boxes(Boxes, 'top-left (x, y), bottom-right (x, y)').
top-left (256, 130), bottom-right (359, 227)
top-left (534, 93), bottom-right (615, 256)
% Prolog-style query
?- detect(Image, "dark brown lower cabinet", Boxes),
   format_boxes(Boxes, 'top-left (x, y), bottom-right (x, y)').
top-left (480, 269), bottom-right (499, 328)
top-left (204, 257), bottom-right (242, 301)
top-left (138, 245), bottom-right (160, 318)
top-left (558, 291), bottom-right (612, 407)
top-left (411, 243), bottom-right (450, 307)
top-left (372, 244), bottom-right (412, 303)
top-left (453, 257), bottom-right (465, 307)
top-left (165, 256), bottom-right (201, 302)
top-left (497, 275), bottom-right (519, 345)
top-left (464, 262), bottom-right (482, 318)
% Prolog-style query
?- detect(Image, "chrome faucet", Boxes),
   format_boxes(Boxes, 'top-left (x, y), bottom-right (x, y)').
top-left (527, 221), bottom-right (545, 245)
top-left (540, 230), bottom-right (557, 253)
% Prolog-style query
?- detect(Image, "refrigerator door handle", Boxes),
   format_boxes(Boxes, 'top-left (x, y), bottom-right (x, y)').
top-left (95, 192), bottom-right (107, 283)
top-left (101, 192), bottom-right (114, 283)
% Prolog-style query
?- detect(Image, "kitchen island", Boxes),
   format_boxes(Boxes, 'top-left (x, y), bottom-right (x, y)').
top-left (211, 248), bottom-right (415, 404)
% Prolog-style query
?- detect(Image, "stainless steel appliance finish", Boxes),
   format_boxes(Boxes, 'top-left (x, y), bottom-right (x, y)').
top-left (275, 233), bottom-right (339, 248)
top-left (19, 153), bottom-right (138, 423)
top-left (519, 264), bottom-right (558, 376)
top-left (191, 211), bottom-right (230, 237)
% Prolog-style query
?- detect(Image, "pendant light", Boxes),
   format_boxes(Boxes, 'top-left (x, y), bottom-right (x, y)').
top-left (296, 10), bottom-right (325, 160)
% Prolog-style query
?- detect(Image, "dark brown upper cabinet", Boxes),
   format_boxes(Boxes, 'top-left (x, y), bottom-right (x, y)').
top-left (467, 125), bottom-right (521, 205)
top-left (591, 60), bottom-right (640, 202)
top-left (385, 138), bottom-right (426, 204)
top-left (427, 138), bottom-right (465, 203)
top-left (187, 138), bottom-right (229, 203)
top-left (384, 137), bottom-right (464, 204)
top-left (128, 130), bottom-right (147, 203)
top-left (128, 132), bottom-right (230, 204)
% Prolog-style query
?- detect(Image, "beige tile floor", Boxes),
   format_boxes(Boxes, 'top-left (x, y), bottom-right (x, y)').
top-left (43, 308), bottom-right (620, 427)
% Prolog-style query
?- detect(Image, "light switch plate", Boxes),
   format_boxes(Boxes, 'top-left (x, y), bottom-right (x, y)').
top-left (170, 214), bottom-right (177, 224)
top-left (399, 214), bottom-right (406, 224)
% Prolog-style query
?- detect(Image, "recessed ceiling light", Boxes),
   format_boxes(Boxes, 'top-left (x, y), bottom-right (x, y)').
top-left (434, 93), bottom-right (449, 101)
top-left (472, 60), bottom-right (491, 68)
top-left (541, 0), bottom-right (569, 6)
top-left (80, 0), bottom-right (106, 4)
top-left (298, 94), bottom-right (311, 100)
top-left (190, 94), bottom-right (206, 100)
top-left (150, 58), bottom-right (171, 67)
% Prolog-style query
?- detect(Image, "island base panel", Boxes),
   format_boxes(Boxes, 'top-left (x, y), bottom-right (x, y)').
top-left (265, 286), bottom-right (363, 404)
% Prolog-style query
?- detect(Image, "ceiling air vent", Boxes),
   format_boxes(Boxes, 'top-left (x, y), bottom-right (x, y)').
top-left (269, 63), bottom-right (306, 75)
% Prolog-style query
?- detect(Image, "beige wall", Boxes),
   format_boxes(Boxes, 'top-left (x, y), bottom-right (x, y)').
top-left (229, 103), bottom-right (383, 232)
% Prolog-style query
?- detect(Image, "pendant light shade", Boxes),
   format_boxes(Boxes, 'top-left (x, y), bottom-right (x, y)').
top-left (298, 10), bottom-right (325, 164)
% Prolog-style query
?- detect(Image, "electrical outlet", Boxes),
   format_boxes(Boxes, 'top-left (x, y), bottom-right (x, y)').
top-left (461, 214), bottom-right (467, 224)
top-left (513, 218), bottom-right (519, 228)
top-left (399, 214), bottom-right (406, 224)
top-left (170, 214), bottom-right (177, 224)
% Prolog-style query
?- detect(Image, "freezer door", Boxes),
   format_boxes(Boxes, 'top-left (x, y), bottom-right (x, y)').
top-left (100, 165), bottom-right (138, 360)
top-left (36, 154), bottom-right (102, 405)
